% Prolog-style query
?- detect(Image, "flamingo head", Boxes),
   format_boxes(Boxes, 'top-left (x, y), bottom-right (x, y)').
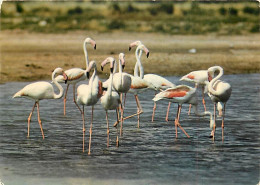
top-left (119, 53), bottom-right (125, 70)
top-left (101, 57), bottom-right (115, 73)
top-left (137, 44), bottom-right (149, 58)
top-left (129, 40), bottom-right (142, 51)
top-left (86, 60), bottom-right (97, 79)
top-left (53, 67), bottom-right (68, 84)
top-left (84, 37), bottom-right (96, 50)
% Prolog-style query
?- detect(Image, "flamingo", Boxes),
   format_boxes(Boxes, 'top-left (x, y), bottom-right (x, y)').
top-left (180, 70), bottom-right (209, 115)
top-left (55, 37), bottom-right (96, 116)
top-left (100, 57), bottom-right (121, 147)
top-left (129, 40), bottom-right (176, 122)
top-left (76, 60), bottom-right (103, 154)
top-left (123, 44), bottom-right (156, 128)
top-left (207, 66), bottom-right (232, 141)
top-left (13, 67), bottom-right (68, 139)
top-left (153, 85), bottom-right (213, 138)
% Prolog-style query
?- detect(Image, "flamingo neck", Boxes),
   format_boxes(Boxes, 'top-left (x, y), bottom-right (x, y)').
top-left (134, 50), bottom-right (143, 77)
top-left (208, 66), bottom-right (223, 96)
top-left (107, 71), bottom-right (113, 97)
top-left (83, 42), bottom-right (89, 69)
top-left (119, 59), bottom-right (123, 73)
top-left (89, 68), bottom-right (97, 86)
top-left (135, 48), bottom-right (144, 79)
top-left (52, 71), bottom-right (64, 99)
top-left (192, 105), bottom-right (214, 128)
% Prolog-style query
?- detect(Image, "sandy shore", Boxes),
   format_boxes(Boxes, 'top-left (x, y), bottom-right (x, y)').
top-left (1, 30), bottom-right (259, 83)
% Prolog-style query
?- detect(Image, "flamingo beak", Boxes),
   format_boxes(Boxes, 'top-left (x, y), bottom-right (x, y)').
top-left (208, 72), bottom-right (212, 82)
top-left (122, 65), bottom-right (125, 70)
top-left (63, 72), bottom-right (68, 84)
top-left (129, 46), bottom-right (132, 51)
top-left (101, 66), bottom-right (104, 71)
top-left (87, 72), bottom-right (90, 79)
top-left (146, 52), bottom-right (150, 58)
top-left (110, 67), bottom-right (114, 73)
top-left (94, 44), bottom-right (96, 50)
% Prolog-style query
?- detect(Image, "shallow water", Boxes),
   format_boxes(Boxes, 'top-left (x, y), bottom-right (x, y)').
top-left (0, 74), bottom-right (259, 185)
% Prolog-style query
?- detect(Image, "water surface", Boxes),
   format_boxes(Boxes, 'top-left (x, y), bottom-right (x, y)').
top-left (0, 74), bottom-right (259, 185)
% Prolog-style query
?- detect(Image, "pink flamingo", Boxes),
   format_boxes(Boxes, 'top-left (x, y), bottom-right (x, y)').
top-left (207, 66), bottom-right (232, 141)
top-left (180, 70), bottom-right (209, 115)
top-left (153, 85), bottom-right (213, 138)
top-left (76, 61), bottom-right (103, 154)
top-left (100, 57), bottom-right (121, 147)
top-left (55, 37), bottom-right (96, 116)
top-left (129, 40), bottom-right (176, 122)
top-left (124, 44), bottom-right (156, 128)
top-left (13, 67), bottom-right (68, 139)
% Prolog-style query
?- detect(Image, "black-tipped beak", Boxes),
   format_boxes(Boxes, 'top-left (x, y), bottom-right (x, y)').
top-left (101, 66), bottom-right (104, 71)
top-left (129, 46), bottom-right (131, 51)
top-left (122, 65), bottom-right (125, 70)
top-left (110, 67), bottom-right (114, 73)
top-left (63, 73), bottom-right (68, 84)
top-left (65, 79), bottom-right (67, 84)
top-left (94, 44), bottom-right (96, 50)
top-left (87, 72), bottom-right (90, 79)
top-left (146, 52), bottom-right (149, 58)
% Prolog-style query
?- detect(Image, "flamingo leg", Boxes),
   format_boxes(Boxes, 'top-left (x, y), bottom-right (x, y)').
top-left (106, 111), bottom-right (109, 148)
top-left (175, 105), bottom-right (190, 138)
top-left (73, 84), bottom-right (81, 112)
top-left (82, 106), bottom-right (85, 153)
top-left (116, 107), bottom-right (120, 147)
top-left (152, 91), bottom-right (157, 122)
top-left (174, 105), bottom-right (180, 138)
top-left (202, 86), bottom-right (207, 111)
top-left (221, 103), bottom-right (226, 142)
top-left (36, 102), bottom-right (44, 139)
top-left (88, 106), bottom-right (94, 155)
top-left (211, 103), bottom-right (217, 141)
top-left (122, 95), bottom-right (143, 126)
top-left (63, 84), bottom-right (70, 116)
top-left (188, 104), bottom-right (192, 116)
top-left (120, 93), bottom-right (124, 136)
top-left (27, 102), bottom-right (36, 138)
top-left (165, 102), bottom-right (171, 122)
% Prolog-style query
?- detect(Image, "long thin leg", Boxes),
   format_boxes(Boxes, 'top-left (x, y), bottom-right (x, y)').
top-left (36, 102), bottom-right (44, 139)
top-left (73, 84), bottom-right (81, 111)
top-left (122, 95), bottom-right (143, 123)
top-left (175, 105), bottom-right (190, 138)
top-left (174, 105), bottom-right (180, 138)
top-left (120, 93), bottom-right (124, 136)
top-left (221, 103), bottom-right (226, 142)
top-left (106, 111), bottom-right (109, 147)
top-left (82, 106), bottom-right (85, 153)
top-left (88, 106), bottom-right (94, 155)
top-left (64, 84), bottom-right (70, 116)
top-left (211, 103), bottom-right (217, 141)
top-left (116, 108), bottom-right (120, 147)
top-left (152, 91), bottom-right (157, 122)
top-left (123, 93), bottom-right (127, 109)
top-left (165, 102), bottom-right (171, 122)
top-left (188, 104), bottom-right (192, 115)
top-left (202, 86), bottom-right (207, 112)
top-left (27, 102), bottom-right (36, 138)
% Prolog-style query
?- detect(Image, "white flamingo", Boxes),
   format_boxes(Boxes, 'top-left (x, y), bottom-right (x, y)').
top-left (207, 66), bottom-right (232, 141)
top-left (55, 37), bottom-right (96, 116)
top-left (124, 44), bottom-right (156, 128)
top-left (153, 85), bottom-right (213, 138)
top-left (180, 70), bottom-right (209, 115)
top-left (100, 57), bottom-right (121, 147)
top-left (76, 60), bottom-right (103, 154)
top-left (129, 40), bottom-right (176, 122)
top-left (13, 67), bottom-right (68, 139)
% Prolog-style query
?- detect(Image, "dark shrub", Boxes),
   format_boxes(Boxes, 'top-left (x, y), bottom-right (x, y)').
top-left (229, 7), bottom-right (238, 16)
top-left (159, 3), bottom-right (174, 14)
top-left (68, 6), bottom-right (83, 15)
top-left (250, 24), bottom-right (259, 33)
top-left (243, 6), bottom-right (258, 15)
top-left (219, 7), bottom-right (227, 15)
top-left (108, 20), bottom-right (125, 30)
top-left (111, 3), bottom-right (121, 13)
top-left (16, 3), bottom-right (24, 13)
top-left (127, 4), bottom-right (138, 13)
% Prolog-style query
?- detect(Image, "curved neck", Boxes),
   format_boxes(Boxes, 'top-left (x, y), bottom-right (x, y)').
top-left (107, 71), bottom-right (113, 97)
top-left (52, 72), bottom-right (64, 99)
top-left (118, 59), bottom-right (123, 73)
top-left (89, 68), bottom-right (97, 86)
top-left (135, 48), bottom-right (144, 78)
top-left (208, 67), bottom-right (223, 96)
top-left (192, 105), bottom-right (214, 128)
top-left (83, 42), bottom-right (89, 69)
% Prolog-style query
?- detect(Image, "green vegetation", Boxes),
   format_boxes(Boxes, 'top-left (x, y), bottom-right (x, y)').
top-left (1, 1), bottom-right (259, 35)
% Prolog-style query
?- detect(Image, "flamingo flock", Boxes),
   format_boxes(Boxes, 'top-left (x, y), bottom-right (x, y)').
top-left (13, 37), bottom-right (232, 155)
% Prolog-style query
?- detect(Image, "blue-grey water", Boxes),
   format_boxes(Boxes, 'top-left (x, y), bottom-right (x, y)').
top-left (0, 74), bottom-right (259, 185)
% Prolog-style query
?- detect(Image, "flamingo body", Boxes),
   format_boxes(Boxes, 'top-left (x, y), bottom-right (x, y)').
top-left (144, 74), bottom-right (175, 90)
top-left (180, 70), bottom-right (208, 87)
